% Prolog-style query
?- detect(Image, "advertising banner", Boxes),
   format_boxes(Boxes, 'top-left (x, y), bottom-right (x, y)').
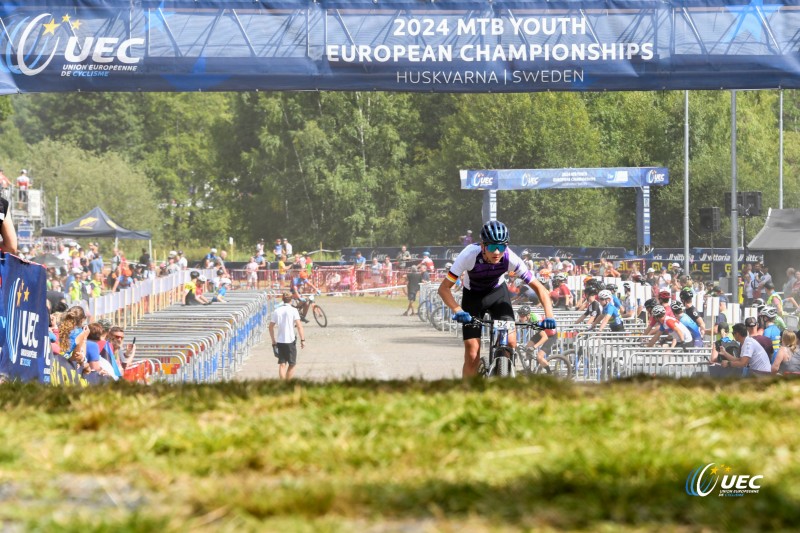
top-left (1, 1), bottom-right (800, 94)
top-left (460, 167), bottom-right (669, 190)
top-left (0, 253), bottom-right (51, 383)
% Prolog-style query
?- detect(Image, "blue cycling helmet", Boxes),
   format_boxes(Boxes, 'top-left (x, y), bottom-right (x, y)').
top-left (480, 220), bottom-right (509, 244)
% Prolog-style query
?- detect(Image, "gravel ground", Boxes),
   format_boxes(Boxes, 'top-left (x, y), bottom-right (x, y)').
top-left (235, 297), bottom-right (466, 380)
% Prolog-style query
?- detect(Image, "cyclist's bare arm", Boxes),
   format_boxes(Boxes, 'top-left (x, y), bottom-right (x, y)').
top-left (527, 278), bottom-right (555, 319)
top-left (438, 278), bottom-right (461, 313)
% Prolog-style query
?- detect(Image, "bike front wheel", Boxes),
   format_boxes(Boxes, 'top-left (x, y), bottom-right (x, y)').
top-left (494, 347), bottom-right (514, 378)
top-left (313, 305), bottom-right (328, 327)
top-left (417, 300), bottom-right (430, 322)
top-left (536, 355), bottom-right (573, 379)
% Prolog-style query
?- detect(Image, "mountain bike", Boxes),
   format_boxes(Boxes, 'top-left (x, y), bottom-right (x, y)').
top-left (515, 343), bottom-right (573, 379)
top-left (296, 295), bottom-right (327, 327)
top-left (466, 317), bottom-right (547, 378)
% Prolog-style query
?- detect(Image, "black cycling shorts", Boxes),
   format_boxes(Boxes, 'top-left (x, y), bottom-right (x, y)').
top-left (461, 284), bottom-right (515, 341)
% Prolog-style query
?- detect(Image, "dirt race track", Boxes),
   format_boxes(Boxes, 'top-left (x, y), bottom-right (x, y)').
top-left (235, 296), bottom-right (466, 380)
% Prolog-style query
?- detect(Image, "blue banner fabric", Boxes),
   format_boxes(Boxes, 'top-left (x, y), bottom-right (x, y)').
top-left (460, 167), bottom-right (669, 190)
top-left (1, 2), bottom-right (800, 93)
top-left (0, 253), bottom-right (51, 383)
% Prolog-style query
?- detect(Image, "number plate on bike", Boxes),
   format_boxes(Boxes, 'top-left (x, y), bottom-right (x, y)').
top-left (492, 320), bottom-right (515, 332)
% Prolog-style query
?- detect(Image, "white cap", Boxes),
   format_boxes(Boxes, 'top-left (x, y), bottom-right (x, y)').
top-left (20, 169), bottom-right (27, 174)
top-left (672, 262), bottom-right (681, 268)
top-left (71, 267), bottom-right (83, 274)
top-left (198, 275), bottom-right (207, 282)
top-left (210, 248), bottom-right (217, 254)
top-left (647, 268), bottom-right (655, 273)
top-left (68, 241), bottom-right (78, 247)
top-left (168, 250), bottom-right (177, 257)
top-left (220, 277), bottom-right (231, 285)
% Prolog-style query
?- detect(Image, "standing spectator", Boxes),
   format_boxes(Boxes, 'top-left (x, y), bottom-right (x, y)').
top-left (282, 238), bottom-right (293, 256)
top-left (273, 238), bottom-right (283, 260)
top-left (204, 247), bottom-right (218, 269)
top-left (256, 238), bottom-right (265, 257)
top-left (138, 248), bottom-right (150, 269)
top-left (0, 169), bottom-right (10, 201)
top-left (781, 268), bottom-right (796, 302)
top-left (354, 251), bottom-right (367, 269)
top-left (396, 245), bottom-right (412, 270)
top-left (177, 250), bottom-right (187, 270)
top-left (89, 250), bottom-right (103, 275)
top-left (0, 192), bottom-right (17, 254)
top-left (269, 292), bottom-right (306, 380)
top-left (277, 254), bottom-right (288, 286)
top-left (742, 264), bottom-right (755, 307)
top-left (382, 256), bottom-right (393, 285)
top-left (757, 265), bottom-right (772, 298)
top-left (370, 257), bottom-right (382, 287)
top-left (15, 169), bottom-right (30, 206)
top-left (403, 266), bottom-right (422, 316)
top-left (417, 251), bottom-right (434, 282)
top-left (304, 253), bottom-right (314, 276)
top-left (460, 230), bottom-right (473, 246)
top-left (245, 256), bottom-right (259, 289)
top-left (719, 322), bottom-right (772, 375)
top-left (656, 266), bottom-right (672, 292)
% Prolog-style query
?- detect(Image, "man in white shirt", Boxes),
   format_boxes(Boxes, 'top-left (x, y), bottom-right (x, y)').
top-left (269, 292), bottom-right (306, 380)
top-left (719, 322), bottom-right (772, 375)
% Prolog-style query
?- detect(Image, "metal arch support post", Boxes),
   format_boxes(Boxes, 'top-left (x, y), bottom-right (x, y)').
top-left (730, 90), bottom-right (739, 303)
top-left (684, 90), bottom-right (690, 275)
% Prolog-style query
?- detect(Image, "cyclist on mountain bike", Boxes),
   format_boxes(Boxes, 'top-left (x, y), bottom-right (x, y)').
top-left (438, 220), bottom-right (556, 377)
top-left (517, 305), bottom-right (556, 372)
top-left (595, 289), bottom-right (625, 332)
top-left (290, 267), bottom-right (321, 323)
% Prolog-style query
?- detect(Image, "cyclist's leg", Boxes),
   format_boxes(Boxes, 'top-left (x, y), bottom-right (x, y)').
top-left (460, 287), bottom-right (484, 377)
top-left (463, 337), bottom-right (482, 377)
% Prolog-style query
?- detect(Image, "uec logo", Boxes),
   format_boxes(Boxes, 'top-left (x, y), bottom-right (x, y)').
top-left (7, 13), bottom-right (143, 76)
top-left (686, 463), bottom-right (763, 497)
top-left (471, 173), bottom-right (494, 188)
top-left (646, 169), bottom-right (666, 184)
top-left (521, 173), bottom-right (539, 187)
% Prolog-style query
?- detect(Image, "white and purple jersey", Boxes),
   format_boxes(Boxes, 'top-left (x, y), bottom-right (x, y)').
top-left (446, 244), bottom-right (533, 292)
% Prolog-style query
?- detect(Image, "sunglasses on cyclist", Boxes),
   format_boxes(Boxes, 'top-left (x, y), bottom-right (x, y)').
top-left (484, 243), bottom-right (507, 253)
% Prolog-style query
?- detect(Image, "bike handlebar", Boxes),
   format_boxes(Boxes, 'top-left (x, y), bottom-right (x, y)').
top-left (468, 317), bottom-right (547, 331)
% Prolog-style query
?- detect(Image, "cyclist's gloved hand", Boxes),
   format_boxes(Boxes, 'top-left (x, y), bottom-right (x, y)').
top-left (538, 318), bottom-right (557, 330)
top-left (453, 310), bottom-right (473, 324)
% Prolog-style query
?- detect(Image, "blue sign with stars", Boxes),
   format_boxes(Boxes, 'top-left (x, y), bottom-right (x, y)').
top-left (0, 253), bottom-right (51, 383)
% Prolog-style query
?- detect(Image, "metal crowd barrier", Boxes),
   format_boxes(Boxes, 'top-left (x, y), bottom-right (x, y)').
top-left (123, 291), bottom-right (274, 383)
top-left (414, 284), bottom-right (715, 381)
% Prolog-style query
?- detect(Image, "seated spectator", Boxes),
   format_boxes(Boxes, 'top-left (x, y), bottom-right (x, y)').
top-left (772, 330), bottom-right (800, 374)
top-left (0, 192), bottom-right (17, 254)
top-left (85, 322), bottom-right (116, 379)
top-left (108, 326), bottom-right (136, 372)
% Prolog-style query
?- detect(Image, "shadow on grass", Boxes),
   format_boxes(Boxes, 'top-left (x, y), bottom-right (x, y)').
top-left (231, 469), bottom-right (799, 530)
top-left (1, 375), bottom-right (794, 413)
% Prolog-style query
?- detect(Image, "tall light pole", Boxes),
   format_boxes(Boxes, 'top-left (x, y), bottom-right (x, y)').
top-left (730, 90), bottom-right (739, 300)
top-left (684, 90), bottom-right (690, 275)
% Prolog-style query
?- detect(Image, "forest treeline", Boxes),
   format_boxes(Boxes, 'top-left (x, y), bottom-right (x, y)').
top-left (0, 90), bottom-right (796, 251)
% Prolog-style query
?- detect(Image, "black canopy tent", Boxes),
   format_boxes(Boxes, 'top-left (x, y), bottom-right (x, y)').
top-left (748, 208), bottom-right (800, 288)
top-left (42, 207), bottom-right (152, 260)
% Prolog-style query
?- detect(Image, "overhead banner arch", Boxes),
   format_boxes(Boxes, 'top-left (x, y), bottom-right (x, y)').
top-left (1, 0), bottom-right (799, 93)
top-left (460, 167), bottom-right (670, 249)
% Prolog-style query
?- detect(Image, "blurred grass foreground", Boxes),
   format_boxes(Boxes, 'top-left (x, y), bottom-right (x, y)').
top-left (1, 377), bottom-right (798, 532)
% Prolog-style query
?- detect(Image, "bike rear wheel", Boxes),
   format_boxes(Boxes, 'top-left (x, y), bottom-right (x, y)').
top-left (430, 303), bottom-right (448, 331)
top-left (313, 305), bottom-right (328, 327)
